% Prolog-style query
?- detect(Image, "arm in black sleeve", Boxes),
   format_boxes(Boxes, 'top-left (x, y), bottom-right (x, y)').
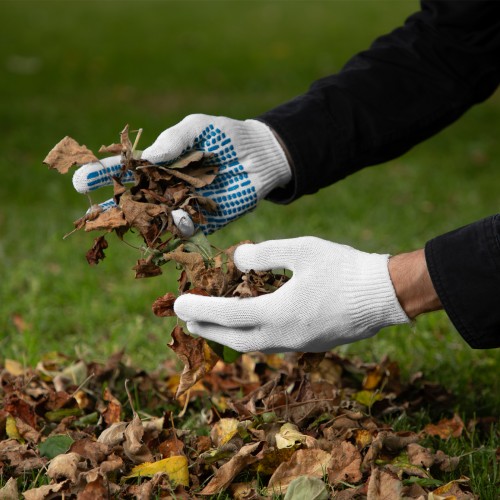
top-left (425, 215), bottom-right (500, 349)
top-left (257, 0), bottom-right (500, 203)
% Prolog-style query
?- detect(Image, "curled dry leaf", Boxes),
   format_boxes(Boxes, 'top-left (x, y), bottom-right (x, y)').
top-left (43, 136), bottom-right (97, 174)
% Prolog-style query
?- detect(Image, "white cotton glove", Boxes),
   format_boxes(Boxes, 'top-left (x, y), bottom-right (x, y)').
top-left (174, 237), bottom-right (410, 353)
top-left (72, 114), bottom-right (292, 234)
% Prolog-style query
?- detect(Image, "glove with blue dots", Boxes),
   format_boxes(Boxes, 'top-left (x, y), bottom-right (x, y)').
top-left (72, 114), bottom-right (292, 234)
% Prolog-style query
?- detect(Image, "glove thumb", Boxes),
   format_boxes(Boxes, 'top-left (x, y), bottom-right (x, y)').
top-left (141, 115), bottom-right (203, 164)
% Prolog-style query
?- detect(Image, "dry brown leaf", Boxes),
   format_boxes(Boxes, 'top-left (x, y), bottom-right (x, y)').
top-left (424, 413), bottom-right (464, 439)
top-left (366, 467), bottom-right (403, 499)
top-left (267, 448), bottom-right (332, 495)
top-left (98, 143), bottom-right (122, 155)
top-left (327, 440), bottom-right (362, 485)
top-left (85, 235), bottom-right (108, 266)
top-left (102, 387), bottom-right (122, 425)
top-left (0, 477), bottom-right (19, 500)
top-left (23, 480), bottom-right (70, 500)
top-left (200, 441), bottom-right (265, 496)
top-left (47, 452), bottom-right (82, 482)
top-left (70, 438), bottom-right (110, 467)
top-left (84, 207), bottom-right (128, 232)
top-left (97, 421), bottom-right (127, 447)
top-left (151, 292), bottom-right (177, 317)
top-left (168, 325), bottom-right (219, 397)
top-left (133, 259), bottom-right (163, 279)
top-left (123, 413), bottom-right (153, 464)
top-left (43, 136), bottom-right (97, 174)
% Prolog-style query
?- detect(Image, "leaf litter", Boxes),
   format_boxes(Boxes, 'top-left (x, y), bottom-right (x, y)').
top-left (24, 128), bottom-right (494, 497)
top-left (43, 126), bottom-right (289, 395)
top-left (0, 352), bottom-right (489, 498)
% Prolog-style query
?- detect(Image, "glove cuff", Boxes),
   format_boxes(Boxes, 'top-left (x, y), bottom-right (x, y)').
top-left (348, 253), bottom-right (410, 336)
top-left (238, 119), bottom-right (292, 199)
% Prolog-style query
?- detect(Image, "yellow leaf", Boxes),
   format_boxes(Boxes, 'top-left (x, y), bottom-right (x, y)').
top-left (6, 415), bottom-right (24, 442)
top-left (275, 423), bottom-right (307, 449)
top-left (5, 359), bottom-right (24, 376)
top-left (123, 455), bottom-right (189, 486)
top-left (353, 390), bottom-right (383, 408)
top-left (211, 418), bottom-right (239, 447)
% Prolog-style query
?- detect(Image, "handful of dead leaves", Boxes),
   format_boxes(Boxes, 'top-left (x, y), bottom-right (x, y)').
top-left (43, 126), bottom-right (288, 396)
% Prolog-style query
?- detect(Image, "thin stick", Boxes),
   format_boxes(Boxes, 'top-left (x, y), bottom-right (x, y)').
top-left (131, 128), bottom-right (143, 154)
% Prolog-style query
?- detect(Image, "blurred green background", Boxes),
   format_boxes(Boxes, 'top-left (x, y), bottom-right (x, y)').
top-left (1, 0), bottom-right (499, 416)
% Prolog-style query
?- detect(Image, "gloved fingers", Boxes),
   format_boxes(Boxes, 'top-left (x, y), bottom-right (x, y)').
top-left (185, 321), bottom-right (262, 353)
top-left (234, 237), bottom-right (317, 273)
top-left (174, 292), bottom-right (270, 328)
top-left (72, 155), bottom-right (135, 193)
top-left (141, 115), bottom-right (206, 164)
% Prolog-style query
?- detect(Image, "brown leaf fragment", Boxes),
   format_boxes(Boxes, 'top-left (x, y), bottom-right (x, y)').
top-left (0, 477), bottom-right (18, 500)
top-left (98, 143), bottom-right (123, 155)
top-left (47, 452), bottom-right (83, 482)
top-left (424, 413), bottom-right (464, 439)
top-left (0, 439), bottom-right (47, 474)
top-left (200, 441), bottom-right (265, 496)
top-left (43, 136), bottom-right (97, 174)
top-left (163, 246), bottom-right (206, 288)
top-left (267, 449), bottom-right (332, 495)
top-left (152, 292), bottom-right (177, 317)
top-left (102, 387), bottom-right (122, 425)
top-left (86, 235), bottom-right (108, 266)
top-left (99, 452), bottom-right (124, 474)
top-left (134, 259), bottom-right (163, 279)
top-left (77, 474), bottom-right (109, 500)
top-left (23, 480), bottom-right (70, 500)
top-left (168, 325), bottom-right (219, 397)
top-left (167, 150), bottom-right (206, 169)
top-left (366, 467), bottom-right (403, 500)
top-left (84, 207), bottom-right (128, 232)
top-left (406, 443), bottom-right (435, 468)
top-left (123, 413), bottom-right (154, 464)
top-left (97, 422), bottom-right (127, 447)
top-left (69, 438), bottom-right (110, 467)
top-left (327, 440), bottom-right (362, 485)
top-left (434, 449), bottom-right (460, 472)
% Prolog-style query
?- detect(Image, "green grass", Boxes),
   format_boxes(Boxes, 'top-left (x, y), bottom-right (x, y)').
top-left (0, 0), bottom-right (498, 495)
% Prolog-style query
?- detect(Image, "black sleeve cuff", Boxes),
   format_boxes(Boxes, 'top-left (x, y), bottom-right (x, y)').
top-left (425, 215), bottom-right (500, 349)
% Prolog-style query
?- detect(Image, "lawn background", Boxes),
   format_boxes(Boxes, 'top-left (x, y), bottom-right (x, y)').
top-left (1, 1), bottom-right (499, 493)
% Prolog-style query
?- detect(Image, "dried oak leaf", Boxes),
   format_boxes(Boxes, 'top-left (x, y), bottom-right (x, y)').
top-left (168, 325), bottom-right (219, 398)
top-left (43, 136), bottom-right (98, 174)
top-left (86, 235), bottom-right (108, 266)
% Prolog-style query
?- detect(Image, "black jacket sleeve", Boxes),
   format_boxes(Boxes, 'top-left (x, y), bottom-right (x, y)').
top-left (258, 0), bottom-right (500, 203)
top-left (256, 0), bottom-right (500, 349)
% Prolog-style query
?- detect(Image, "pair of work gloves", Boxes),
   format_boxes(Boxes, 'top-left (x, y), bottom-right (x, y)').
top-left (73, 115), bottom-right (409, 353)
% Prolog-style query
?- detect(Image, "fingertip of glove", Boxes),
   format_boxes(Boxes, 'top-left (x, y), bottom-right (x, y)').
top-left (233, 243), bottom-right (256, 272)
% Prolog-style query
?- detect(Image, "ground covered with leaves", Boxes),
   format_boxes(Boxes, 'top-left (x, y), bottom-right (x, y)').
top-left (1, 350), bottom-right (496, 499)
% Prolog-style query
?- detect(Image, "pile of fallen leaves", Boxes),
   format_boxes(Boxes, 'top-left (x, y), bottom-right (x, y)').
top-left (1, 351), bottom-right (491, 499)
top-left (43, 127), bottom-right (289, 392)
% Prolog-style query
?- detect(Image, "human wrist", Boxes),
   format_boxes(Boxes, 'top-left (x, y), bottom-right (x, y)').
top-left (388, 249), bottom-right (442, 319)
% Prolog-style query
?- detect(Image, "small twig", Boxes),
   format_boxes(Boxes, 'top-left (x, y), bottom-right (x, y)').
top-left (124, 378), bottom-right (137, 415)
top-left (70, 373), bottom-right (95, 399)
top-left (131, 128), bottom-right (143, 154)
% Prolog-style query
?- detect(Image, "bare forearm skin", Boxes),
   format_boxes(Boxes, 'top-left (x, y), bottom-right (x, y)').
top-left (389, 249), bottom-right (442, 319)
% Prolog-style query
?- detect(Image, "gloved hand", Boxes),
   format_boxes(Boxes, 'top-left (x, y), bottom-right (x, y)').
top-left (72, 114), bottom-right (292, 234)
top-left (174, 237), bottom-right (410, 353)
